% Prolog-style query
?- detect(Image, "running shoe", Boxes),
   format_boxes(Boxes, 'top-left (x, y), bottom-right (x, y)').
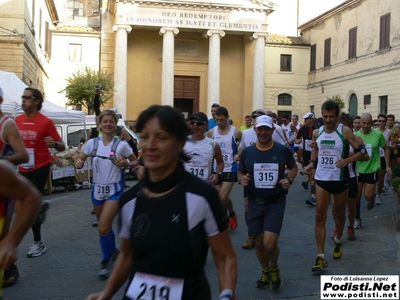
top-left (98, 259), bottom-right (114, 279)
top-left (38, 200), bottom-right (50, 224)
top-left (301, 181), bottom-right (309, 190)
top-left (255, 270), bottom-right (270, 289)
top-left (242, 237), bottom-right (255, 249)
top-left (270, 266), bottom-right (283, 290)
top-left (347, 227), bottom-right (355, 241)
top-left (311, 255), bottom-right (328, 272)
top-left (228, 214), bottom-right (238, 231)
top-left (354, 217), bottom-right (362, 229)
top-left (382, 186), bottom-right (389, 194)
top-left (306, 195), bottom-right (316, 206)
top-left (92, 217), bottom-right (98, 227)
top-left (375, 193), bottom-right (382, 205)
top-left (332, 241), bottom-right (343, 259)
top-left (27, 241), bottom-right (47, 258)
top-left (3, 264), bottom-right (19, 288)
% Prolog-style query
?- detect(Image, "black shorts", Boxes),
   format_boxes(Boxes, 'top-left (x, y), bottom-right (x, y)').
top-left (221, 172), bottom-right (237, 182)
top-left (302, 151), bottom-right (311, 167)
top-left (243, 186), bottom-right (249, 198)
top-left (315, 180), bottom-right (350, 194)
top-left (380, 157), bottom-right (386, 170)
top-left (247, 195), bottom-right (286, 236)
top-left (19, 164), bottom-right (51, 191)
top-left (348, 177), bottom-right (358, 199)
top-left (358, 172), bottom-right (379, 184)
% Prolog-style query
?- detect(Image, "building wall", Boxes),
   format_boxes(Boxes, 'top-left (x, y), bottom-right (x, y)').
top-left (125, 29), bottom-right (251, 125)
top-left (265, 45), bottom-right (310, 116)
top-left (300, 0), bottom-right (400, 117)
top-left (0, 0), bottom-right (54, 96)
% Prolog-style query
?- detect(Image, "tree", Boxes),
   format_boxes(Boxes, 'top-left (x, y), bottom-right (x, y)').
top-left (60, 67), bottom-right (114, 114)
top-left (328, 94), bottom-right (345, 111)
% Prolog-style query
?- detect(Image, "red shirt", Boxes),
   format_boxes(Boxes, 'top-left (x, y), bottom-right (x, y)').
top-left (15, 112), bottom-right (61, 172)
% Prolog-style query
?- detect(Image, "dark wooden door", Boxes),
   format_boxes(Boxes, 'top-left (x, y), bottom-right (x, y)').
top-left (174, 76), bottom-right (200, 118)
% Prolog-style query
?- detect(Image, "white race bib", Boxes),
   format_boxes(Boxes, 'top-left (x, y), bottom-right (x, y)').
top-left (319, 149), bottom-right (338, 170)
top-left (126, 272), bottom-right (184, 300)
top-left (379, 146), bottom-right (384, 157)
top-left (253, 163), bottom-right (279, 189)
top-left (93, 183), bottom-right (115, 200)
top-left (304, 139), bottom-right (313, 152)
top-left (366, 144), bottom-right (372, 157)
top-left (185, 163), bottom-right (209, 180)
top-left (20, 148), bottom-right (35, 169)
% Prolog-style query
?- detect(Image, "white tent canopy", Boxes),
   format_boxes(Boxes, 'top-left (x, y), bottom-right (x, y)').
top-left (0, 70), bottom-right (85, 124)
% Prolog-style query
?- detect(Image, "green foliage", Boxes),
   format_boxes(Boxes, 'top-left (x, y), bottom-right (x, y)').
top-left (328, 94), bottom-right (345, 111)
top-left (59, 67), bottom-right (114, 114)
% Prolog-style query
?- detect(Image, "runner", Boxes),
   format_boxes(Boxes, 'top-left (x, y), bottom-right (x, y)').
top-left (15, 88), bottom-right (66, 258)
top-left (355, 113), bottom-right (392, 214)
top-left (305, 100), bottom-right (368, 272)
top-left (207, 106), bottom-right (242, 231)
top-left (238, 115), bottom-right (297, 290)
top-left (184, 111), bottom-right (224, 184)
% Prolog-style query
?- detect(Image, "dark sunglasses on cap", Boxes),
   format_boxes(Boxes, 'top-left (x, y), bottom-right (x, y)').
top-left (190, 121), bottom-right (205, 126)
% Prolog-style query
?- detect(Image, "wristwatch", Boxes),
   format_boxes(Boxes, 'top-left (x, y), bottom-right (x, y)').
top-left (287, 177), bottom-right (294, 185)
top-left (360, 148), bottom-right (367, 155)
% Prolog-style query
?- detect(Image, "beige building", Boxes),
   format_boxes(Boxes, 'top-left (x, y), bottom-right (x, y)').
top-left (100, 0), bottom-right (275, 124)
top-left (0, 0), bottom-right (58, 95)
top-left (299, 0), bottom-right (400, 118)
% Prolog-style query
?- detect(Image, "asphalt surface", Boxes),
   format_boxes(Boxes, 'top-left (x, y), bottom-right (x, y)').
top-left (3, 173), bottom-right (400, 300)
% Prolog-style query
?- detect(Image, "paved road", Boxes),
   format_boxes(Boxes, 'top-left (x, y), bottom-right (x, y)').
top-left (4, 175), bottom-right (400, 300)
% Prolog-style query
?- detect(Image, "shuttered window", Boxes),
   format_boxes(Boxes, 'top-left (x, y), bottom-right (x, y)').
top-left (310, 44), bottom-right (316, 71)
top-left (324, 38), bottom-right (331, 67)
top-left (379, 13), bottom-right (390, 50)
top-left (280, 54), bottom-right (292, 72)
top-left (348, 27), bottom-right (357, 59)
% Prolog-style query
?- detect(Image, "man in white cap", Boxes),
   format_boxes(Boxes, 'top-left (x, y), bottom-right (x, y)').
top-left (238, 115), bottom-right (298, 291)
top-left (0, 86), bottom-right (29, 288)
top-left (295, 112), bottom-right (317, 205)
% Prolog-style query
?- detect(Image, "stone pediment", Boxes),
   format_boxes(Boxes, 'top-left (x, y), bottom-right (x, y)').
top-left (115, 0), bottom-right (275, 33)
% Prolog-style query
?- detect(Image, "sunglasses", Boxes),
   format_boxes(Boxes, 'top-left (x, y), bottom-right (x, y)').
top-left (378, 120), bottom-right (386, 122)
top-left (373, 123), bottom-right (379, 126)
top-left (252, 115), bottom-right (260, 119)
top-left (21, 95), bottom-right (36, 100)
top-left (189, 121), bottom-right (205, 126)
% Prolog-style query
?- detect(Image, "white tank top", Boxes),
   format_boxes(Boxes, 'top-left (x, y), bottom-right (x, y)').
top-left (183, 136), bottom-right (214, 181)
top-left (315, 124), bottom-right (350, 181)
top-left (212, 125), bottom-right (238, 172)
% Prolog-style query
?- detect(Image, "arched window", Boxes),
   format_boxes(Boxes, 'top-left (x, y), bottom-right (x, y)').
top-left (64, 1), bottom-right (84, 20)
top-left (278, 93), bottom-right (292, 106)
top-left (349, 94), bottom-right (358, 116)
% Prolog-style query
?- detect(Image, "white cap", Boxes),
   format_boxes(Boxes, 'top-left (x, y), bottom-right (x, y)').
top-left (255, 115), bottom-right (274, 128)
top-left (0, 87), bottom-right (3, 98)
top-left (303, 112), bottom-right (314, 119)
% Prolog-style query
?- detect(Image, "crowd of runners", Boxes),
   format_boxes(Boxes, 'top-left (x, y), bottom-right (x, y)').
top-left (0, 86), bottom-right (399, 299)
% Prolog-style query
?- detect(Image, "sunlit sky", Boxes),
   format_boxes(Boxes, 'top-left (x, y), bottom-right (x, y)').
top-left (268, 0), bottom-right (346, 36)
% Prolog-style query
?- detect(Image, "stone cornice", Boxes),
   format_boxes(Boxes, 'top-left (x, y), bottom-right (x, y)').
top-left (114, 0), bottom-right (274, 13)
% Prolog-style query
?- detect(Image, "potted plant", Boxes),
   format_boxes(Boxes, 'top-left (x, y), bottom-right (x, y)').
top-left (390, 164), bottom-right (400, 206)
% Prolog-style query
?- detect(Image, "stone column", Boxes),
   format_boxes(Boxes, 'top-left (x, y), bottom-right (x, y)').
top-left (251, 33), bottom-right (268, 111)
top-left (159, 27), bottom-right (179, 106)
top-left (112, 25), bottom-right (132, 118)
top-left (204, 30), bottom-right (225, 113)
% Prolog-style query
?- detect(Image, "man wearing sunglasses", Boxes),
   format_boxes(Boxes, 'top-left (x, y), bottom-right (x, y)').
top-left (184, 112), bottom-right (224, 186)
top-left (15, 88), bottom-right (66, 258)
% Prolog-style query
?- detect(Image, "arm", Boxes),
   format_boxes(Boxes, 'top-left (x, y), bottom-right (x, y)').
top-left (86, 238), bottom-right (133, 300)
top-left (234, 128), bottom-right (242, 145)
top-left (3, 121), bottom-right (29, 165)
top-left (0, 160), bottom-right (41, 270)
top-left (282, 129), bottom-right (290, 146)
top-left (388, 131), bottom-right (397, 149)
top-left (304, 129), bottom-right (318, 174)
top-left (206, 128), bottom-right (214, 139)
top-left (209, 143), bottom-right (224, 186)
top-left (208, 230), bottom-right (237, 297)
top-left (336, 127), bottom-right (369, 168)
top-left (384, 144), bottom-right (392, 176)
